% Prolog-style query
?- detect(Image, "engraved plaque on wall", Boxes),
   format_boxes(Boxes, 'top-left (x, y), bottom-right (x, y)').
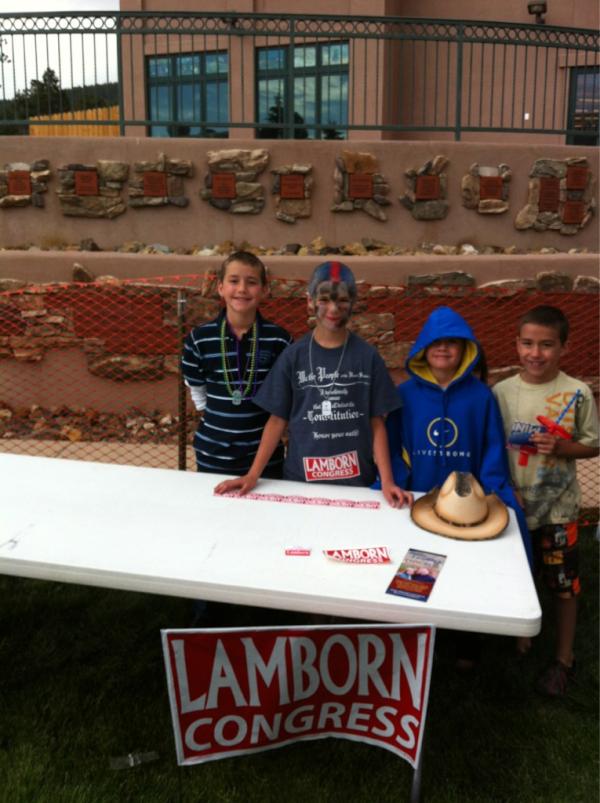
top-left (348, 173), bottom-right (373, 199)
top-left (566, 166), bottom-right (588, 191)
top-left (143, 171), bottom-right (168, 197)
top-left (415, 175), bottom-right (440, 201)
top-left (74, 170), bottom-right (99, 196)
top-left (212, 173), bottom-right (237, 199)
top-left (280, 174), bottom-right (305, 200)
top-left (8, 170), bottom-right (32, 195)
top-left (538, 177), bottom-right (560, 213)
top-left (562, 201), bottom-right (585, 225)
top-left (479, 176), bottom-right (504, 201)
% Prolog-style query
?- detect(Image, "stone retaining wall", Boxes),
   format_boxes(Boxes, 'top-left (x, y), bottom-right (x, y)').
top-left (0, 137), bottom-right (597, 253)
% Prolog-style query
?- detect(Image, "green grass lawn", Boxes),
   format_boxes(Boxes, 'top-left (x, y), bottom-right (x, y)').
top-left (0, 529), bottom-right (597, 803)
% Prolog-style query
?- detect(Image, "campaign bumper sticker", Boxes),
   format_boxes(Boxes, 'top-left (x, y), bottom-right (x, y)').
top-left (303, 450), bottom-right (361, 482)
top-left (325, 546), bottom-right (392, 564)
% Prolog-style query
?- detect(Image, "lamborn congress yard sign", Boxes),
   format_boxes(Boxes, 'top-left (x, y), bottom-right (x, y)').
top-left (162, 624), bottom-right (435, 768)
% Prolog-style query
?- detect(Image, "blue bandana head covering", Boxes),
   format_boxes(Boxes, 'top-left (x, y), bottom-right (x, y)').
top-left (308, 261), bottom-right (357, 301)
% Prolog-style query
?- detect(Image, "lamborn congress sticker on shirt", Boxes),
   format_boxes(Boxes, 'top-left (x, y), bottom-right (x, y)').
top-left (161, 624), bottom-right (435, 770)
top-left (303, 450), bottom-right (360, 481)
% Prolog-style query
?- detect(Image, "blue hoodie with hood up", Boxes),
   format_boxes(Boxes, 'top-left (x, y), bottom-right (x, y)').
top-left (386, 306), bottom-right (532, 564)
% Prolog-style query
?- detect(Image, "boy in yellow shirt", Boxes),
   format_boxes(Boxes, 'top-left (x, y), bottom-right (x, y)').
top-left (494, 305), bottom-right (599, 697)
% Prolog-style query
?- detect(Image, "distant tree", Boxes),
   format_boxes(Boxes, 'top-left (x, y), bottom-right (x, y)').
top-left (257, 94), bottom-right (308, 139)
top-left (69, 80), bottom-right (119, 111)
top-left (0, 37), bottom-right (9, 66)
top-left (0, 38), bottom-right (9, 66)
top-left (0, 73), bottom-right (118, 135)
top-left (27, 68), bottom-right (67, 116)
top-left (322, 123), bottom-right (344, 139)
top-left (0, 37), bottom-right (10, 95)
top-left (0, 68), bottom-right (68, 133)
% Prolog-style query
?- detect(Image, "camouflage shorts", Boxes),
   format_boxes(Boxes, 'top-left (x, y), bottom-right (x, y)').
top-left (532, 522), bottom-right (580, 597)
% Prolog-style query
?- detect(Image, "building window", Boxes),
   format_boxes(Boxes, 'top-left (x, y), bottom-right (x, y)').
top-left (567, 67), bottom-right (599, 146)
top-left (256, 41), bottom-right (348, 139)
top-left (147, 52), bottom-right (229, 137)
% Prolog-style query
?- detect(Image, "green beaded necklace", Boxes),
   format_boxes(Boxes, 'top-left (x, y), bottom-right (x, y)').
top-left (220, 318), bottom-right (258, 406)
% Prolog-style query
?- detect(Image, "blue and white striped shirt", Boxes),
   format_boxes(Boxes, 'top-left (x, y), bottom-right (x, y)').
top-left (182, 309), bottom-right (292, 475)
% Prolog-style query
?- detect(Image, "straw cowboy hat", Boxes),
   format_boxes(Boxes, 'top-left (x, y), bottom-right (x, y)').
top-left (411, 471), bottom-right (508, 540)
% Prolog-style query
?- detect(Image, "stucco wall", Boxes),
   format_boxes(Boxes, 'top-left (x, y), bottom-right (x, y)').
top-left (0, 250), bottom-right (597, 287)
top-left (123, 0), bottom-right (598, 29)
top-left (0, 137), bottom-right (597, 254)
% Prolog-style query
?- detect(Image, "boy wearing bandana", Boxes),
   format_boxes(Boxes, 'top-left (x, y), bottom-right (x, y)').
top-left (215, 261), bottom-right (412, 509)
top-left (182, 251), bottom-right (292, 477)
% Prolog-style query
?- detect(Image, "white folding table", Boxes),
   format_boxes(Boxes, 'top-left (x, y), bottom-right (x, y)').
top-left (0, 453), bottom-right (541, 637)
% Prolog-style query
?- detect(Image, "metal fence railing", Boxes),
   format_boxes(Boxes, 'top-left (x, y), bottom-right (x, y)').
top-left (0, 12), bottom-right (598, 141)
top-left (0, 276), bottom-right (598, 520)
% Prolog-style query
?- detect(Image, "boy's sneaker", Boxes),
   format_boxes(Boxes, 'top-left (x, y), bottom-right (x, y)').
top-left (536, 659), bottom-right (576, 698)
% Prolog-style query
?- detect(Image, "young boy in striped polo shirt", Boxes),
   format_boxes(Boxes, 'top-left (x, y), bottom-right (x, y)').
top-left (182, 251), bottom-right (292, 477)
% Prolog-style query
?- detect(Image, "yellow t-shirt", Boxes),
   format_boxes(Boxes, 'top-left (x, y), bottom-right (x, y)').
top-left (493, 371), bottom-right (599, 529)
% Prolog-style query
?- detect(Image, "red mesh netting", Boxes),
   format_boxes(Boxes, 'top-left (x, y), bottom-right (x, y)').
top-left (1, 275), bottom-right (597, 520)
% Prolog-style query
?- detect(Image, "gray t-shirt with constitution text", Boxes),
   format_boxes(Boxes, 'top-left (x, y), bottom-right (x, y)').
top-left (254, 332), bottom-right (400, 486)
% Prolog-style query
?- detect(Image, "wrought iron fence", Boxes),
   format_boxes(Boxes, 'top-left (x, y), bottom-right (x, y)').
top-left (0, 11), bottom-right (598, 141)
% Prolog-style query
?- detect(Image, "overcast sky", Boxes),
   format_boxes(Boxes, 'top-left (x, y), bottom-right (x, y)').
top-left (1, 3), bottom-right (121, 98)
top-left (1, 1), bottom-right (119, 11)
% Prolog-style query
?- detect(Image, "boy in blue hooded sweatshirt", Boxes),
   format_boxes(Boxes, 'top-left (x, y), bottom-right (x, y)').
top-left (384, 306), bottom-right (532, 664)
top-left (386, 306), bottom-right (530, 554)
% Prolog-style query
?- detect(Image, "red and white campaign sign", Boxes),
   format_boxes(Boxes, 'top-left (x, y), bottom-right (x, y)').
top-left (162, 624), bottom-right (435, 769)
